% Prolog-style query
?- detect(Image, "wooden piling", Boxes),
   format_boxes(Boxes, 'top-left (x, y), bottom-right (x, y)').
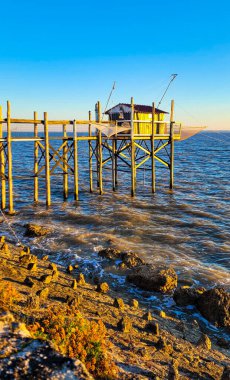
top-left (0, 106), bottom-right (6, 209)
top-left (131, 97), bottom-right (136, 196)
top-left (7, 101), bottom-right (14, 214)
top-left (112, 137), bottom-right (116, 191)
top-left (63, 124), bottom-right (68, 199)
top-left (88, 111), bottom-right (93, 193)
top-left (44, 112), bottom-right (51, 207)
top-left (170, 100), bottom-right (175, 189)
top-left (34, 111), bottom-right (39, 203)
top-left (151, 102), bottom-right (156, 193)
top-left (73, 120), bottom-right (79, 201)
top-left (97, 101), bottom-right (103, 195)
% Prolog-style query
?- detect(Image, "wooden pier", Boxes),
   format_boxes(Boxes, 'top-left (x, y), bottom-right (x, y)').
top-left (0, 98), bottom-right (181, 214)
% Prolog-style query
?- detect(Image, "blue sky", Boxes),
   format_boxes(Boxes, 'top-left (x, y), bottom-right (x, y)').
top-left (1, 0), bottom-right (230, 129)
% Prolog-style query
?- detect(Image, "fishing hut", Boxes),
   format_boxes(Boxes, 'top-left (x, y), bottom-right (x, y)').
top-left (0, 98), bottom-right (206, 214)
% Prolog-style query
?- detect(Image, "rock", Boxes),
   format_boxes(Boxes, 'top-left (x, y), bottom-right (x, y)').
top-left (71, 279), bottom-right (77, 290)
top-left (67, 264), bottom-right (74, 273)
top-left (196, 287), bottom-right (230, 328)
top-left (146, 321), bottom-right (159, 336)
top-left (22, 246), bottom-right (30, 254)
top-left (39, 274), bottom-right (52, 284)
top-left (41, 255), bottom-right (49, 261)
top-left (20, 254), bottom-right (37, 265)
top-left (0, 235), bottom-right (5, 243)
top-left (168, 359), bottom-right (179, 380)
top-left (143, 311), bottom-right (153, 321)
top-left (96, 282), bottom-right (109, 293)
top-left (27, 262), bottom-right (37, 272)
top-left (76, 273), bottom-right (86, 286)
top-left (221, 366), bottom-right (230, 380)
top-left (156, 337), bottom-right (172, 354)
top-left (0, 311), bottom-right (15, 323)
top-left (197, 333), bottom-right (212, 350)
top-left (66, 295), bottom-right (82, 307)
top-left (127, 265), bottom-right (177, 293)
top-left (1, 243), bottom-right (10, 254)
top-left (98, 247), bottom-right (121, 260)
top-left (36, 287), bottom-right (49, 300)
top-left (25, 223), bottom-right (51, 237)
top-left (24, 276), bottom-right (35, 288)
top-left (113, 298), bottom-right (125, 309)
top-left (117, 316), bottom-right (132, 333)
top-left (120, 251), bottom-right (145, 268)
top-left (129, 299), bottom-right (139, 309)
top-left (173, 286), bottom-right (205, 306)
top-left (26, 295), bottom-right (40, 309)
top-left (48, 262), bottom-right (57, 271)
top-left (0, 323), bottom-right (93, 379)
top-left (159, 310), bottom-right (167, 318)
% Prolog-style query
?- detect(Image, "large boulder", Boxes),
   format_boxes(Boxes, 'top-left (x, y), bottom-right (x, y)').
top-left (196, 287), bottom-right (230, 329)
top-left (127, 265), bottom-right (177, 293)
top-left (98, 248), bottom-right (144, 268)
top-left (25, 223), bottom-right (51, 237)
top-left (173, 286), bottom-right (205, 306)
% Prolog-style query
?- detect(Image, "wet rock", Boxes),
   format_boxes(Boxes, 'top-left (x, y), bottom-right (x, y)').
top-left (1, 243), bottom-right (10, 254)
top-left (127, 265), bottom-right (177, 293)
top-left (159, 310), bottom-right (167, 318)
top-left (168, 359), bottom-right (179, 380)
top-left (221, 366), bottom-right (230, 380)
top-left (27, 262), bottom-right (37, 272)
top-left (24, 276), bottom-right (35, 288)
top-left (71, 279), bottom-right (77, 290)
top-left (0, 235), bottom-right (5, 244)
top-left (25, 223), bottom-right (51, 237)
top-left (173, 286), bottom-right (205, 306)
top-left (156, 337), bottom-right (172, 353)
top-left (52, 270), bottom-right (59, 281)
top-left (36, 287), bottom-right (49, 300)
top-left (20, 254), bottom-right (37, 265)
top-left (117, 316), bottom-right (132, 333)
top-left (96, 282), bottom-right (109, 293)
top-left (21, 246), bottom-right (30, 254)
top-left (146, 321), bottom-right (159, 336)
top-left (26, 295), bottom-right (40, 309)
top-left (39, 274), bottom-right (52, 284)
top-left (76, 273), bottom-right (86, 286)
top-left (129, 299), bottom-right (139, 309)
top-left (48, 262), bottom-right (57, 271)
top-left (113, 297), bottom-right (125, 309)
top-left (98, 247), bottom-right (121, 260)
top-left (196, 287), bottom-right (230, 328)
top-left (11, 322), bottom-right (31, 338)
top-left (143, 311), bottom-right (153, 321)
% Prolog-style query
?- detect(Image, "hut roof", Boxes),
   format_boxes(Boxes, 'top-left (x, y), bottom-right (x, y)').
top-left (105, 103), bottom-right (168, 114)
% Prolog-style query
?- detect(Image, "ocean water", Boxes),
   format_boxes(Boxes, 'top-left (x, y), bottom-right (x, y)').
top-left (1, 130), bottom-right (230, 335)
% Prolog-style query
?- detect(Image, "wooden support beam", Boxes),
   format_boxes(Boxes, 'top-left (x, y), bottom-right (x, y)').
top-left (131, 97), bottom-right (136, 196)
top-left (44, 112), bottom-right (51, 207)
top-left (97, 101), bottom-right (103, 195)
top-left (88, 111), bottom-right (93, 193)
top-left (7, 101), bottom-right (14, 214)
top-left (0, 106), bottom-right (6, 209)
top-left (73, 120), bottom-right (79, 201)
top-left (63, 124), bottom-right (68, 199)
top-left (112, 137), bottom-right (116, 191)
top-left (151, 102), bottom-right (156, 193)
top-left (170, 100), bottom-right (175, 189)
top-left (34, 111), bottom-right (39, 203)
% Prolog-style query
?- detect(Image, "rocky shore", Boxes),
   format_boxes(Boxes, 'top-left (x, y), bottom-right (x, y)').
top-left (0, 232), bottom-right (229, 379)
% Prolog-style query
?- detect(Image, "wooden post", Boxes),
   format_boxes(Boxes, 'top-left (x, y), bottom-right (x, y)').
top-left (7, 101), bottom-right (14, 214)
top-left (0, 106), bottom-right (6, 209)
top-left (151, 102), bottom-right (156, 193)
top-left (115, 137), bottom-right (118, 186)
top-left (63, 124), bottom-right (68, 199)
top-left (112, 136), bottom-right (116, 191)
top-left (131, 97), bottom-right (136, 196)
top-left (44, 112), bottom-right (51, 207)
top-left (88, 111), bottom-right (93, 193)
top-left (73, 120), bottom-right (79, 201)
top-left (170, 100), bottom-right (175, 189)
top-left (34, 111), bottom-right (39, 203)
top-left (97, 101), bottom-right (103, 195)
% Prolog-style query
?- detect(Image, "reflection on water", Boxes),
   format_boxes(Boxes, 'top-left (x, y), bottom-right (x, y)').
top-left (1, 131), bottom-right (230, 290)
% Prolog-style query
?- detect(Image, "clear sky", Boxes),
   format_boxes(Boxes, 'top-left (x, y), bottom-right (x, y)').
top-left (1, 0), bottom-right (230, 130)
